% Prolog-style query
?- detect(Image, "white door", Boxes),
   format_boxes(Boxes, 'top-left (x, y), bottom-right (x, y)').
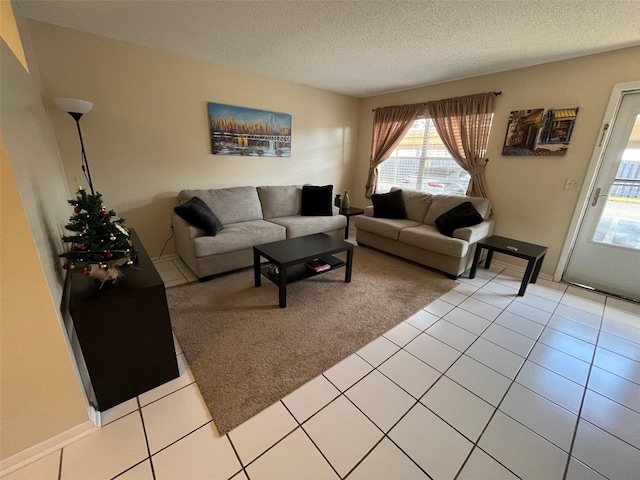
top-left (563, 90), bottom-right (640, 301)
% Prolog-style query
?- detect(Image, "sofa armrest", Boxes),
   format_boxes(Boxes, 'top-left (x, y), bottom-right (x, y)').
top-left (453, 218), bottom-right (495, 243)
top-left (332, 205), bottom-right (340, 216)
top-left (172, 212), bottom-right (204, 240)
top-left (364, 205), bottom-right (374, 217)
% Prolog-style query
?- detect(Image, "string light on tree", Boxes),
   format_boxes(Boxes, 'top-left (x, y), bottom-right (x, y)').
top-left (59, 186), bottom-right (137, 283)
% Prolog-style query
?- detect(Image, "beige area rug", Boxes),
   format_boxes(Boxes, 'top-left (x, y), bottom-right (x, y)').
top-left (166, 246), bottom-right (456, 435)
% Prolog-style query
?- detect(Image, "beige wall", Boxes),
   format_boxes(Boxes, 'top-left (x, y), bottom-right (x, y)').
top-left (0, 3), bottom-right (87, 458)
top-left (26, 20), bottom-right (360, 258)
top-left (0, 140), bottom-right (86, 460)
top-left (355, 46), bottom-right (640, 276)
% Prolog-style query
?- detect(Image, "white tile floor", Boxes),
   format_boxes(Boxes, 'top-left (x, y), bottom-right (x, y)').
top-left (5, 256), bottom-right (640, 480)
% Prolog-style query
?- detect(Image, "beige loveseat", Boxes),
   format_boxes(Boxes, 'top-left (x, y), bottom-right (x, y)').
top-left (172, 185), bottom-right (346, 279)
top-left (355, 188), bottom-right (494, 279)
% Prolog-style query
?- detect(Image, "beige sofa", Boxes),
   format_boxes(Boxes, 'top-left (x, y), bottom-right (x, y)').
top-left (172, 185), bottom-right (346, 279)
top-left (355, 188), bottom-right (494, 279)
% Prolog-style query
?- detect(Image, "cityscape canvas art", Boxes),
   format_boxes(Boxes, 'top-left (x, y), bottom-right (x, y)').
top-left (502, 107), bottom-right (579, 156)
top-left (208, 103), bottom-right (292, 157)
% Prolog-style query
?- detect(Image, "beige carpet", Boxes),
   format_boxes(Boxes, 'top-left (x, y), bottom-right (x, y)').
top-left (166, 246), bottom-right (456, 435)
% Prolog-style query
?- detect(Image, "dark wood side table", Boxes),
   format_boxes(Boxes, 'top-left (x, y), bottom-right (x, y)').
top-left (61, 229), bottom-right (179, 411)
top-left (340, 207), bottom-right (365, 239)
top-left (469, 235), bottom-right (548, 296)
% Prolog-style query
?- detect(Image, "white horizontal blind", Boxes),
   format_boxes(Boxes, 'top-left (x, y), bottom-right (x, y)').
top-left (378, 117), bottom-right (470, 195)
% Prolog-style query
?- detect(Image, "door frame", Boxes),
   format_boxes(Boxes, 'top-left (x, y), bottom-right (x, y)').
top-left (555, 81), bottom-right (640, 283)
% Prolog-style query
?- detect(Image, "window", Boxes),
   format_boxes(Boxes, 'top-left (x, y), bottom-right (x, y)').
top-left (378, 117), bottom-right (470, 195)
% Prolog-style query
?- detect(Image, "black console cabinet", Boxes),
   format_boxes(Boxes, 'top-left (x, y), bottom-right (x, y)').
top-left (61, 229), bottom-right (179, 411)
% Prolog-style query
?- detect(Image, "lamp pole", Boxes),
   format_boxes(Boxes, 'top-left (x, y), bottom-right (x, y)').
top-left (69, 112), bottom-right (95, 195)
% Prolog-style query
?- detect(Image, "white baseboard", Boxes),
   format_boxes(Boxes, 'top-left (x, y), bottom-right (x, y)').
top-left (0, 421), bottom-right (97, 477)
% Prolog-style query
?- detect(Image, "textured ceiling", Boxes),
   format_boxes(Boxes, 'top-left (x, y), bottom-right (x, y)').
top-left (16, 0), bottom-right (640, 98)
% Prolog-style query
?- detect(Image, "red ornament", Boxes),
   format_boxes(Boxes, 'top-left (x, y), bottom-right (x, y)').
top-left (106, 252), bottom-right (114, 258)
top-left (74, 206), bottom-right (81, 214)
top-left (70, 246), bottom-right (78, 251)
top-left (83, 268), bottom-right (91, 276)
top-left (101, 210), bottom-right (109, 217)
top-left (63, 263), bottom-right (71, 270)
top-left (80, 245), bottom-right (88, 251)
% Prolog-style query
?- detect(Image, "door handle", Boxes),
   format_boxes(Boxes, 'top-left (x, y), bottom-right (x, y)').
top-left (591, 187), bottom-right (608, 207)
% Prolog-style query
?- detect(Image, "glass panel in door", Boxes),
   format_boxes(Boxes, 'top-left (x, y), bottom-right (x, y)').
top-left (593, 114), bottom-right (640, 249)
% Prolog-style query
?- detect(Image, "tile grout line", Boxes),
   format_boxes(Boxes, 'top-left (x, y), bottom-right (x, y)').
top-left (586, 375), bottom-right (640, 411)
top-left (279, 399), bottom-right (353, 479)
top-left (339, 368), bottom-right (437, 480)
top-left (321, 370), bottom-right (436, 480)
top-left (561, 295), bottom-right (609, 480)
top-left (146, 420), bottom-right (212, 458)
top-left (138, 379), bottom-right (196, 411)
top-left (318, 350), bottom-right (441, 479)
top-left (136, 396), bottom-right (157, 480)
top-left (224, 433), bottom-right (251, 480)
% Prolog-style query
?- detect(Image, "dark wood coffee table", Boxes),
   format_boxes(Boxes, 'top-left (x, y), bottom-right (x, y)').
top-left (253, 233), bottom-right (354, 308)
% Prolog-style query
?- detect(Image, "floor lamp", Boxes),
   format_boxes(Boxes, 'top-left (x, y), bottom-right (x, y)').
top-left (53, 97), bottom-right (96, 195)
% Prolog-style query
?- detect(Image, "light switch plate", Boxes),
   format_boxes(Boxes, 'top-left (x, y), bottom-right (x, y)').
top-left (563, 177), bottom-right (581, 191)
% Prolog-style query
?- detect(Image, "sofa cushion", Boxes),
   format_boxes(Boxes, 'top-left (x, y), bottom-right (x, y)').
top-left (435, 201), bottom-right (483, 237)
top-left (173, 196), bottom-right (224, 235)
top-left (355, 215), bottom-right (421, 241)
top-left (257, 185), bottom-right (302, 219)
top-left (268, 214), bottom-right (346, 238)
top-left (399, 225), bottom-right (469, 258)
top-left (192, 220), bottom-right (285, 257)
top-left (391, 188), bottom-right (434, 223)
top-left (301, 185), bottom-right (333, 216)
top-left (372, 189), bottom-right (406, 219)
top-left (178, 186), bottom-right (263, 225)
top-left (423, 194), bottom-right (491, 226)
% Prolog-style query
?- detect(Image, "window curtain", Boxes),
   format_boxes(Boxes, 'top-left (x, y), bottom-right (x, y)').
top-left (426, 93), bottom-right (495, 198)
top-left (365, 103), bottom-right (425, 197)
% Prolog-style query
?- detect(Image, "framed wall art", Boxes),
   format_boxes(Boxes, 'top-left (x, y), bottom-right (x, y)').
top-left (208, 102), bottom-right (291, 157)
top-left (502, 107), bottom-right (579, 156)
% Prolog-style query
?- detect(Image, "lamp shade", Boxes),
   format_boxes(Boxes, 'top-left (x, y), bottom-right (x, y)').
top-left (53, 97), bottom-right (93, 115)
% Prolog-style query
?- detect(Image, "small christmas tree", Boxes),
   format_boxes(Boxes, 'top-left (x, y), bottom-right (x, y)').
top-left (60, 186), bottom-right (136, 282)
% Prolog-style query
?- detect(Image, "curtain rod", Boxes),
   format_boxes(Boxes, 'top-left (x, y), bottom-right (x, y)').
top-left (371, 91), bottom-right (502, 112)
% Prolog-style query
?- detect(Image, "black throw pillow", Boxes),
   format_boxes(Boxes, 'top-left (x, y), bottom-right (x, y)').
top-left (372, 189), bottom-right (406, 219)
top-left (173, 197), bottom-right (224, 235)
top-left (435, 201), bottom-right (483, 237)
top-left (301, 185), bottom-right (333, 216)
